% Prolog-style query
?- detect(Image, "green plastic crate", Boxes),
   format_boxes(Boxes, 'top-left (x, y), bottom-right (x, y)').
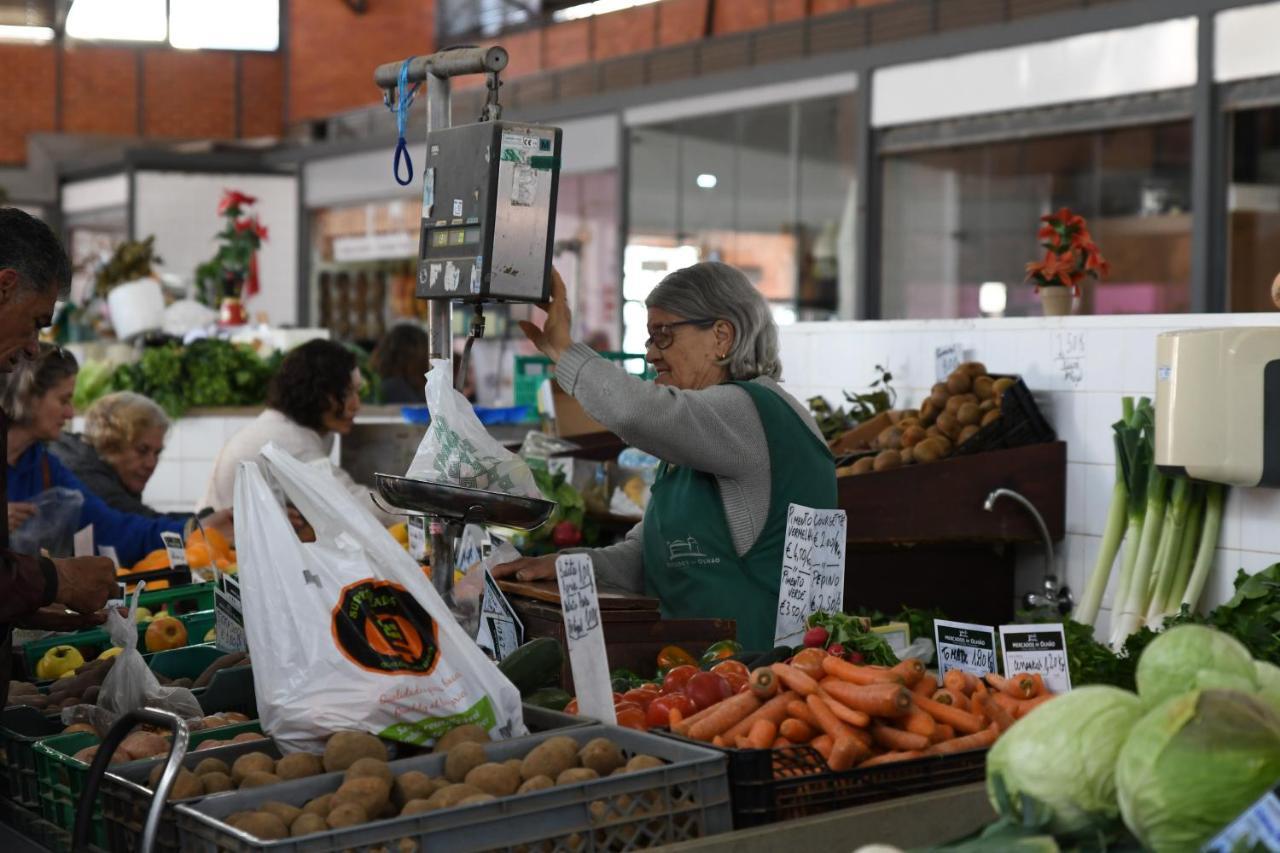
top-left (515, 351), bottom-right (652, 408)
top-left (137, 581), bottom-right (214, 615)
top-left (0, 705), bottom-right (62, 807)
top-left (34, 720), bottom-right (262, 849)
top-left (22, 609), bottom-right (216, 671)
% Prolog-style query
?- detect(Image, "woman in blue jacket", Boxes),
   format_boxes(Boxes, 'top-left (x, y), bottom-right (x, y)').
top-left (2, 345), bottom-right (230, 566)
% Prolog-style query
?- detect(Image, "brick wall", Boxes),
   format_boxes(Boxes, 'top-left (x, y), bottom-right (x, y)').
top-left (240, 53), bottom-right (285, 138)
top-left (144, 51), bottom-right (237, 139)
top-left (63, 46), bottom-right (137, 137)
top-left (0, 44), bottom-right (56, 164)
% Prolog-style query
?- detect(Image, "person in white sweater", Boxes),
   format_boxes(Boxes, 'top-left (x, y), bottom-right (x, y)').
top-left (201, 340), bottom-right (394, 524)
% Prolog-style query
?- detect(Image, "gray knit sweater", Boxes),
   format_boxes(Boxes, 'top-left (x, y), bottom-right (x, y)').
top-left (554, 343), bottom-right (824, 593)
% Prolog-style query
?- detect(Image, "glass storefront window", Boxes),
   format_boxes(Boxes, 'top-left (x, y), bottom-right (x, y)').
top-left (880, 121), bottom-right (1193, 318)
top-left (1228, 105), bottom-right (1280, 311)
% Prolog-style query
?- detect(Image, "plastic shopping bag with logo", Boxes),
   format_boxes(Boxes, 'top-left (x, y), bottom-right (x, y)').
top-left (407, 359), bottom-right (541, 498)
top-left (234, 442), bottom-right (526, 753)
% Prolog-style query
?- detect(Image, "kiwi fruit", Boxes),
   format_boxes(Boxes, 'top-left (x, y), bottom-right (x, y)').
top-left (918, 398), bottom-right (939, 426)
top-left (434, 724), bottom-right (490, 753)
top-left (325, 803), bottom-right (368, 829)
top-left (202, 772), bottom-right (234, 794)
top-left (194, 757), bottom-right (229, 777)
top-left (167, 770), bottom-right (204, 801)
top-left (302, 794), bottom-right (334, 818)
top-left (912, 438), bottom-right (944, 464)
top-left (992, 377), bottom-right (1016, 399)
top-left (445, 741), bottom-right (488, 783)
top-left (332, 776), bottom-right (392, 818)
top-left (426, 783), bottom-right (483, 809)
top-left (972, 375), bottom-right (995, 400)
top-left (929, 384), bottom-right (949, 408)
top-left (290, 812), bottom-right (328, 838)
top-left (899, 446), bottom-right (915, 465)
top-left (344, 757), bottom-right (393, 785)
top-left (275, 751), bottom-right (324, 781)
top-left (231, 812), bottom-right (288, 841)
top-left (935, 412), bottom-right (960, 440)
top-left (231, 752), bottom-right (276, 785)
top-left (979, 399), bottom-right (997, 413)
top-left (323, 731), bottom-right (388, 773)
top-left (556, 767), bottom-right (599, 785)
top-left (401, 799), bottom-right (436, 816)
top-left (958, 424), bottom-right (981, 445)
top-left (518, 775), bottom-right (554, 794)
top-left (261, 801), bottom-right (303, 826)
top-left (577, 739), bottom-right (625, 776)
top-left (876, 426), bottom-right (902, 451)
top-left (625, 755), bottom-right (664, 773)
top-left (239, 771), bottom-right (283, 789)
top-left (465, 762), bottom-right (520, 797)
top-left (982, 408), bottom-right (1002, 427)
top-left (959, 361), bottom-right (987, 377)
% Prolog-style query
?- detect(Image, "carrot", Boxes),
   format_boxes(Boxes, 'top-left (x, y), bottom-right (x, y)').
top-left (923, 723), bottom-right (999, 755)
top-left (870, 722), bottom-right (930, 752)
top-left (672, 698), bottom-right (725, 736)
top-left (979, 693), bottom-right (1015, 732)
top-left (810, 734), bottom-right (833, 759)
top-left (771, 737), bottom-right (792, 749)
top-left (972, 678), bottom-right (989, 698)
top-left (668, 707), bottom-right (684, 728)
top-left (897, 704), bottom-right (937, 739)
top-left (987, 672), bottom-right (1035, 700)
top-left (723, 690), bottom-right (798, 743)
top-left (806, 692), bottom-right (856, 742)
top-left (818, 693), bottom-right (872, 728)
top-left (943, 669), bottom-right (978, 696)
top-left (822, 655), bottom-right (904, 685)
top-left (749, 667), bottom-right (779, 700)
top-left (913, 693), bottom-right (985, 735)
top-left (828, 735), bottom-right (870, 772)
top-left (687, 692), bottom-right (762, 741)
top-left (747, 718), bottom-right (778, 750)
top-left (857, 751), bottom-right (922, 768)
top-left (891, 658), bottom-right (926, 688)
top-left (819, 679), bottom-right (912, 718)
top-left (786, 700), bottom-right (821, 729)
top-left (929, 723), bottom-right (955, 744)
top-left (1029, 674), bottom-right (1046, 697)
top-left (711, 735), bottom-right (726, 747)
top-left (779, 718), bottom-right (815, 743)
top-left (1015, 694), bottom-right (1053, 718)
top-left (734, 734), bottom-right (752, 749)
top-left (771, 663), bottom-right (819, 697)
top-left (990, 692), bottom-right (1019, 715)
top-left (912, 673), bottom-right (938, 697)
top-left (931, 688), bottom-right (969, 711)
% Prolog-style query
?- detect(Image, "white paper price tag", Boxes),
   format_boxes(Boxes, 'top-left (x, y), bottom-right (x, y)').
top-left (215, 571), bottom-right (248, 652)
top-left (160, 531), bottom-right (188, 569)
top-left (774, 505), bottom-right (847, 647)
top-left (934, 619), bottom-right (998, 678)
top-left (555, 554), bottom-right (615, 724)
top-left (935, 343), bottom-right (964, 382)
top-left (73, 525), bottom-right (94, 558)
top-left (999, 623), bottom-right (1071, 693)
top-left (476, 570), bottom-right (524, 661)
top-left (408, 516), bottom-right (427, 561)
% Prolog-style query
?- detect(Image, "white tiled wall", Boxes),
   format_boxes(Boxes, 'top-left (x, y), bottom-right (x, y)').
top-left (139, 414), bottom-right (260, 513)
top-left (779, 313), bottom-right (1280, 631)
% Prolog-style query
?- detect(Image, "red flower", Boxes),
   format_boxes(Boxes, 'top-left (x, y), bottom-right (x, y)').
top-left (1026, 250), bottom-right (1075, 288)
top-left (1085, 246), bottom-right (1110, 278)
top-left (218, 190), bottom-right (257, 216)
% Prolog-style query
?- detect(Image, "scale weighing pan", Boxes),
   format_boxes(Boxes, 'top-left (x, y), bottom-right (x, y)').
top-left (373, 473), bottom-right (555, 530)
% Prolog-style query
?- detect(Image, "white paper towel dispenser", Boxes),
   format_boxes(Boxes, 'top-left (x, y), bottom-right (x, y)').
top-left (1155, 327), bottom-right (1280, 487)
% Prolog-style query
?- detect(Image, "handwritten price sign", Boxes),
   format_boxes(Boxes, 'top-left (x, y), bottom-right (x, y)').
top-left (934, 619), bottom-right (998, 679)
top-left (555, 554), bottom-right (615, 724)
top-left (999, 623), bottom-right (1071, 693)
top-left (774, 505), bottom-right (847, 646)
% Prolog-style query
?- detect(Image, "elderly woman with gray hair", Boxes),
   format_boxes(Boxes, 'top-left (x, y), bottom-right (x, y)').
top-left (495, 263), bottom-right (836, 650)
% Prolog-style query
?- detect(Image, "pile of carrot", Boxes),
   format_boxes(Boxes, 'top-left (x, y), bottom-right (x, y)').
top-left (669, 657), bottom-right (1055, 775)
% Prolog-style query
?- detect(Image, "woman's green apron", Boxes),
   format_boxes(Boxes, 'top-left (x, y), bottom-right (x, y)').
top-left (641, 381), bottom-right (837, 651)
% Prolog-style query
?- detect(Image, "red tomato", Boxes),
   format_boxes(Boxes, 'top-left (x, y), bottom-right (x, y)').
top-left (685, 671), bottom-right (732, 710)
top-left (622, 687), bottom-right (659, 710)
top-left (711, 660), bottom-right (749, 681)
top-left (645, 692), bottom-right (695, 729)
top-left (736, 679), bottom-right (752, 694)
top-left (614, 701), bottom-right (647, 730)
top-left (721, 674), bottom-right (748, 694)
top-left (662, 664), bottom-right (699, 695)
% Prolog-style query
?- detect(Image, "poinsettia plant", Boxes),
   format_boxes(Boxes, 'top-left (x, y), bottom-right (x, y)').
top-left (1024, 207), bottom-right (1110, 296)
top-left (194, 189), bottom-right (268, 307)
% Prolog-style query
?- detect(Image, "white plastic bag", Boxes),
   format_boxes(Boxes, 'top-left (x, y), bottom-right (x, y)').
top-left (234, 442), bottom-right (526, 753)
top-left (62, 585), bottom-right (202, 733)
top-left (408, 360), bottom-right (540, 498)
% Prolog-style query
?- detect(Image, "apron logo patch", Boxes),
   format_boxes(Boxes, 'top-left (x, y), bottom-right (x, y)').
top-left (332, 579), bottom-right (441, 676)
top-left (667, 537), bottom-right (707, 559)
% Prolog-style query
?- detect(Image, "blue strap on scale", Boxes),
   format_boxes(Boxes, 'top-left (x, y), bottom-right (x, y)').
top-left (386, 57), bottom-right (421, 186)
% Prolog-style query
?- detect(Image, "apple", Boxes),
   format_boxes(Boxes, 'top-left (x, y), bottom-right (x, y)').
top-left (97, 647), bottom-right (123, 661)
top-left (203, 628), bottom-right (216, 644)
top-left (36, 645), bottom-right (84, 680)
top-left (144, 617), bottom-right (188, 653)
top-left (135, 607), bottom-right (153, 624)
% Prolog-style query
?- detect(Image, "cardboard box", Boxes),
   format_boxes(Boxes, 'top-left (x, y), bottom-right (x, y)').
top-left (830, 411), bottom-right (892, 455)
top-left (551, 385), bottom-right (608, 438)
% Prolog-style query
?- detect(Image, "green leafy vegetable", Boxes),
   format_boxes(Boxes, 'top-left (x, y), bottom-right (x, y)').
top-left (805, 611), bottom-right (898, 667)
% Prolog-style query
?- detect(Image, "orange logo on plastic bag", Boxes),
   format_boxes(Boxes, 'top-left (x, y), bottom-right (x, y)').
top-left (332, 579), bottom-right (440, 675)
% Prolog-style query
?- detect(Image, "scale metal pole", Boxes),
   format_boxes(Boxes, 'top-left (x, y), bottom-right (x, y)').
top-left (425, 72), bottom-right (453, 368)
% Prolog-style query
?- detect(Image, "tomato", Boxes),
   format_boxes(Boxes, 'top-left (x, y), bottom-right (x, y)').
top-left (710, 660), bottom-right (749, 681)
top-left (721, 673), bottom-right (748, 695)
top-left (657, 645), bottom-right (697, 672)
top-left (661, 664), bottom-right (699, 695)
top-left (622, 687), bottom-right (660, 710)
top-left (645, 693), bottom-right (696, 729)
top-left (564, 698), bottom-right (579, 716)
top-left (685, 671), bottom-right (732, 710)
top-left (613, 701), bottom-right (647, 730)
top-left (791, 647), bottom-right (827, 681)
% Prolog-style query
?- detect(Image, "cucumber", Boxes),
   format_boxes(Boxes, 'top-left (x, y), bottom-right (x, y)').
top-left (524, 687), bottom-right (572, 711)
top-left (497, 637), bottom-right (565, 696)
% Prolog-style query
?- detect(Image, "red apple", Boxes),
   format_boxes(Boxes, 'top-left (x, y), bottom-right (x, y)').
top-left (144, 617), bottom-right (188, 653)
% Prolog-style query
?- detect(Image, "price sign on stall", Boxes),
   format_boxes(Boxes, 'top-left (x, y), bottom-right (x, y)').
top-left (555, 554), bottom-right (615, 724)
top-left (773, 504), bottom-right (847, 647)
top-left (999, 623), bottom-right (1071, 693)
top-left (935, 343), bottom-right (964, 382)
top-left (934, 619), bottom-right (998, 679)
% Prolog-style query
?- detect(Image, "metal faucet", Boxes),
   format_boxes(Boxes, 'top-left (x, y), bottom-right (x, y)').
top-left (984, 488), bottom-right (1074, 615)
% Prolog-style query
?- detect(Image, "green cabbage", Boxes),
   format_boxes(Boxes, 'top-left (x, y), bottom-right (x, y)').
top-left (1135, 625), bottom-right (1257, 708)
top-left (985, 685), bottom-right (1144, 834)
top-left (1116, 689), bottom-right (1280, 853)
top-left (1258, 661), bottom-right (1280, 711)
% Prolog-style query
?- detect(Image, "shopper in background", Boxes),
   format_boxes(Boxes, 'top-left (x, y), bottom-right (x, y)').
top-left (2, 344), bottom-right (233, 566)
top-left (202, 338), bottom-right (395, 523)
top-left (371, 322), bottom-right (431, 404)
top-left (0, 208), bottom-right (117, 703)
top-left (494, 263), bottom-right (836, 651)
top-left (51, 391), bottom-right (181, 519)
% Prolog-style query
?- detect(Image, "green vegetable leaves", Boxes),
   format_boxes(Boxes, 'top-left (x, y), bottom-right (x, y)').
top-left (805, 610), bottom-right (899, 667)
top-left (105, 340), bottom-right (273, 417)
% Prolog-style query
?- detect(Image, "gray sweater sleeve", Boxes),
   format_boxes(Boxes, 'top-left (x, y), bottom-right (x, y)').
top-left (577, 520), bottom-right (645, 594)
top-left (554, 343), bottom-right (765, 479)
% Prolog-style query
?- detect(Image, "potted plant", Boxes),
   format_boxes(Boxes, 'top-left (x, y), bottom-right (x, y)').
top-left (195, 189), bottom-right (268, 325)
top-left (1024, 207), bottom-right (1109, 316)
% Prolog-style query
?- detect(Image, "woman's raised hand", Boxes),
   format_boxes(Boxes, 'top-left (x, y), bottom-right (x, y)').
top-left (518, 268), bottom-right (574, 363)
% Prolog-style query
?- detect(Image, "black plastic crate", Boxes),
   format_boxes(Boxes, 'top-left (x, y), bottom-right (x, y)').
top-left (954, 375), bottom-right (1055, 456)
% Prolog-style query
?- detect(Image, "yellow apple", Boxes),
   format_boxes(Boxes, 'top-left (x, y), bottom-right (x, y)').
top-left (36, 645), bottom-right (84, 680)
top-left (203, 628), bottom-right (216, 643)
top-left (98, 647), bottom-right (123, 661)
top-left (134, 607), bottom-right (153, 624)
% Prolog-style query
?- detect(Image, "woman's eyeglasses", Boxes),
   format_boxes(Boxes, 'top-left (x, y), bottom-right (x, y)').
top-left (645, 319), bottom-right (715, 351)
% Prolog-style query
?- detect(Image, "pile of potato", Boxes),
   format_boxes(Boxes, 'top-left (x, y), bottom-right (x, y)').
top-left (839, 363), bottom-right (1015, 476)
top-left (215, 726), bottom-right (666, 841)
top-left (70, 718), bottom-right (258, 765)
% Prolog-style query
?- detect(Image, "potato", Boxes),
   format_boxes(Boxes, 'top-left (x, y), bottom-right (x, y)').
top-left (912, 438), bottom-right (944, 464)
top-left (223, 711), bottom-right (251, 723)
top-left (504, 758), bottom-right (524, 775)
top-left (122, 731), bottom-right (168, 760)
top-left (63, 722), bottom-right (96, 736)
top-left (194, 757), bottom-right (229, 777)
top-left (8, 680), bottom-right (37, 696)
top-left (992, 377), bottom-right (1015, 399)
top-left (900, 425), bottom-right (927, 448)
top-left (872, 450), bottom-right (901, 472)
top-left (445, 741), bottom-right (489, 783)
top-left (899, 446), bottom-right (915, 465)
top-left (276, 752), bottom-right (324, 781)
top-left (958, 361), bottom-right (987, 378)
top-left (578, 738), bottom-right (625, 776)
top-left (982, 408), bottom-right (1002, 427)
top-left (849, 457), bottom-right (875, 475)
top-left (935, 412), bottom-right (960, 440)
top-left (394, 771), bottom-right (444, 806)
top-left (426, 783), bottom-right (483, 809)
top-left (400, 799), bottom-right (436, 816)
top-left (542, 736), bottom-right (581, 762)
top-left (333, 777), bottom-right (392, 818)
top-left (231, 752), bottom-right (275, 785)
top-left (518, 775), bottom-right (555, 795)
top-left (946, 371), bottom-right (972, 395)
top-left (345, 757), bottom-right (393, 785)
top-left (325, 803), bottom-right (368, 829)
top-left (239, 771), bottom-right (282, 789)
top-left (556, 767), bottom-right (599, 786)
top-left (435, 724), bottom-right (490, 753)
top-left (301, 794), bottom-right (334, 818)
top-left (929, 384), bottom-right (949, 408)
top-left (956, 402), bottom-right (981, 427)
top-left (958, 425), bottom-right (981, 445)
top-left (323, 731), bottom-right (388, 773)
top-left (875, 426), bottom-right (902, 451)
top-left (625, 755), bottom-right (665, 773)
top-left (195, 740), bottom-right (226, 752)
top-left (465, 762), bottom-right (520, 797)
top-left (979, 399), bottom-right (997, 413)
top-left (261, 801), bottom-right (303, 827)
top-left (232, 812), bottom-right (288, 841)
top-left (520, 742), bottom-right (574, 783)
top-left (972, 376), bottom-right (995, 400)
top-left (167, 769), bottom-right (204, 801)
top-left (232, 732), bottom-right (266, 744)
top-left (200, 715), bottom-right (227, 730)
top-left (149, 763), bottom-right (167, 787)
top-left (202, 772), bottom-right (234, 794)
top-left (291, 812), bottom-right (328, 837)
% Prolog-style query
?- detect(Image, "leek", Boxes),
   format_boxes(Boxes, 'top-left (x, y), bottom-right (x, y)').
top-left (1155, 486), bottom-right (1204, 621)
top-left (1110, 463), bottom-right (1167, 647)
top-left (1181, 483), bottom-right (1227, 612)
top-left (1073, 398), bottom-right (1137, 626)
top-left (1105, 399), bottom-right (1156, 648)
top-left (1144, 477), bottom-right (1195, 628)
